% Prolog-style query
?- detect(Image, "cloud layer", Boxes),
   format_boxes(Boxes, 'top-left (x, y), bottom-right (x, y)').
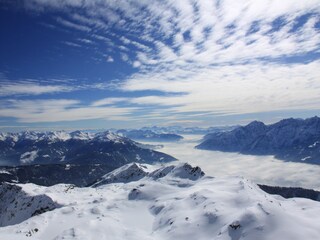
top-left (149, 135), bottom-right (320, 190)
top-left (0, 0), bottom-right (319, 126)
top-left (0, 99), bottom-right (138, 123)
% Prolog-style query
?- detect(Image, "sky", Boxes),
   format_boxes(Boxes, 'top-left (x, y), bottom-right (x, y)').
top-left (0, 0), bottom-right (319, 131)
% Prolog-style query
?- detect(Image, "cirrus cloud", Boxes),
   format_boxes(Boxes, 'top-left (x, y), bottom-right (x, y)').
top-left (1, 0), bottom-right (319, 126)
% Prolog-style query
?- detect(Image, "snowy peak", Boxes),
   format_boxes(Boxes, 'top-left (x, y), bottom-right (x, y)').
top-left (244, 120), bottom-right (267, 132)
top-left (116, 129), bottom-right (183, 142)
top-left (43, 131), bottom-right (71, 142)
top-left (93, 131), bottom-right (126, 143)
top-left (157, 163), bottom-right (205, 180)
top-left (140, 125), bottom-right (237, 134)
top-left (0, 130), bottom-right (94, 143)
top-left (19, 131), bottom-right (42, 141)
top-left (69, 131), bottom-right (93, 140)
top-left (91, 163), bottom-right (205, 187)
top-left (16, 131), bottom-right (72, 143)
top-left (91, 163), bottom-right (149, 187)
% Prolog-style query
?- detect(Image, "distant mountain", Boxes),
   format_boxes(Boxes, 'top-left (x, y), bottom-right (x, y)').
top-left (116, 129), bottom-right (183, 142)
top-left (196, 116), bottom-right (320, 164)
top-left (0, 131), bottom-right (176, 167)
top-left (140, 125), bottom-right (237, 135)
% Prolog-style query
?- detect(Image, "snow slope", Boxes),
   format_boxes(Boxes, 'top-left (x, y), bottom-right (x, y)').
top-left (0, 163), bottom-right (320, 240)
top-left (0, 183), bottom-right (60, 227)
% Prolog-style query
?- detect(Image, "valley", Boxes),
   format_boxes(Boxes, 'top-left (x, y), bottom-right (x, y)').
top-left (140, 134), bottom-right (320, 190)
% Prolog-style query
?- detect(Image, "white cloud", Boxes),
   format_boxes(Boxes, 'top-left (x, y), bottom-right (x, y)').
top-left (77, 38), bottom-right (94, 45)
top-left (0, 76), bottom-right (119, 97)
top-left (63, 41), bottom-right (81, 48)
top-left (132, 61), bottom-right (141, 68)
top-left (107, 56), bottom-right (114, 62)
top-left (56, 17), bottom-right (91, 32)
top-left (0, 81), bottom-right (74, 96)
top-left (14, 0), bottom-right (320, 123)
top-left (122, 60), bottom-right (320, 115)
top-left (25, 0), bottom-right (320, 67)
top-left (71, 13), bottom-right (108, 30)
top-left (120, 53), bottom-right (129, 62)
top-left (91, 97), bottom-right (129, 107)
top-left (0, 99), bottom-right (138, 123)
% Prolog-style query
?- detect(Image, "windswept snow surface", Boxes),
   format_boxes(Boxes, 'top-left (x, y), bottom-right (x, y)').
top-left (0, 163), bottom-right (320, 240)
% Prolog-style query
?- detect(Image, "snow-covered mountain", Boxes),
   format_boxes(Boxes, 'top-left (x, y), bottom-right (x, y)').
top-left (90, 162), bottom-right (205, 187)
top-left (0, 163), bottom-right (320, 240)
top-left (116, 129), bottom-right (183, 142)
top-left (0, 130), bottom-right (176, 166)
top-left (140, 125), bottom-right (237, 135)
top-left (196, 116), bottom-right (320, 164)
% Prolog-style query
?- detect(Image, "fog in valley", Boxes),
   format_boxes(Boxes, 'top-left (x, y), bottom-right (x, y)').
top-left (141, 135), bottom-right (320, 190)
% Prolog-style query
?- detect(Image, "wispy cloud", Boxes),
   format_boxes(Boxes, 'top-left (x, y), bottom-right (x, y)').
top-left (0, 99), bottom-right (138, 123)
top-left (77, 38), bottom-right (94, 45)
top-left (63, 41), bottom-right (81, 48)
top-left (6, 0), bottom-right (320, 125)
top-left (91, 97), bottom-right (129, 107)
top-left (24, 0), bottom-right (320, 67)
top-left (56, 17), bottom-right (91, 32)
top-left (122, 60), bottom-right (320, 115)
top-left (0, 81), bottom-right (74, 97)
top-left (0, 75), bottom-right (119, 97)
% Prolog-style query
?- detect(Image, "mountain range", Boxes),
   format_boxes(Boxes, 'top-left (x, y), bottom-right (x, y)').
top-left (0, 130), bottom-right (175, 167)
top-left (196, 116), bottom-right (320, 164)
top-left (140, 125), bottom-right (237, 135)
top-left (116, 129), bottom-right (183, 142)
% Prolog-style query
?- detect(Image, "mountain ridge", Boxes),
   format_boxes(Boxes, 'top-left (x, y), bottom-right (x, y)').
top-left (196, 116), bottom-right (320, 164)
top-left (0, 130), bottom-right (176, 167)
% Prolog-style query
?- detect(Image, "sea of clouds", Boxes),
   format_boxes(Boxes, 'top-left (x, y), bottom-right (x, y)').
top-left (143, 134), bottom-right (320, 190)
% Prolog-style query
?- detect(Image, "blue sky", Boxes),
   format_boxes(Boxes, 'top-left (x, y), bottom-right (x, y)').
top-left (0, 0), bottom-right (319, 131)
